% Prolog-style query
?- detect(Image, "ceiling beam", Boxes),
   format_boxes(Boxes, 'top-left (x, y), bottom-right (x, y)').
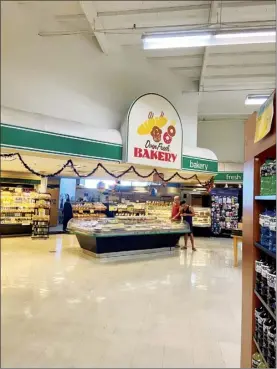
top-left (204, 73), bottom-right (275, 80)
top-left (147, 50), bottom-right (275, 61)
top-left (199, 0), bottom-right (219, 93)
top-left (79, 1), bottom-right (109, 55)
top-left (96, 0), bottom-right (274, 17)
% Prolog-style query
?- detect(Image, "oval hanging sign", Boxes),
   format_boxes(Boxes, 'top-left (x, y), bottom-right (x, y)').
top-left (121, 93), bottom-right (183, 170)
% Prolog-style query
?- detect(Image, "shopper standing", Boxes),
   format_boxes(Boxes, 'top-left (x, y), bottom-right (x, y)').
top-left (180, 200), bottom-right (196, 251)
top-left (171, 196), bottom-right (181, 221)
top-left (62, 195), bottom-right (73, 232)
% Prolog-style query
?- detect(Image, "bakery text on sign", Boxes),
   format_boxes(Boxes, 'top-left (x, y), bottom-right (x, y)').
top-left (134, 111), bottom-right (178, 163)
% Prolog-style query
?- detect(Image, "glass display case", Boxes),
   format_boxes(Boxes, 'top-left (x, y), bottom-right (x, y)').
top-left (68, 215), bottom-right (188, 237)
top-left (193, 207), bottom-right (211, 227)
top-left (68, 216), bottom-right (189, 256)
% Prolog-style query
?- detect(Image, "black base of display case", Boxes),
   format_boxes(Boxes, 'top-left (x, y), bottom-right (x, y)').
top-left (193, 226), bottom-right (211, 237)
top-left (0, 224), bottom-right (32, 237)
top-left (76, 232), bottom-right (182, 255)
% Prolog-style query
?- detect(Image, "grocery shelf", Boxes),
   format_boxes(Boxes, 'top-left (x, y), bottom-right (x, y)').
top-left (255, 195), bottom-right (276, 200)
top-left (254, 290), bottom-right (276, 320)
top-left (254, 242), bottom-right (276, 259)
top-left (253, 337), bottom-right (268, 368)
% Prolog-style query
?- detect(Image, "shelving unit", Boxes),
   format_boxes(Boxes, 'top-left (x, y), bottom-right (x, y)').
top-left (241, 92), bottom-right (276, 368)
top-left (0, 188), bottom-right (36, 236)
top-left (32, 194), bottom-right (51, 239)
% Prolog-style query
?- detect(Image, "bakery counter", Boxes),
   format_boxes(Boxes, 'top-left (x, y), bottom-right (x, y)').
top-left (68, 217), bottom-right (190, 256)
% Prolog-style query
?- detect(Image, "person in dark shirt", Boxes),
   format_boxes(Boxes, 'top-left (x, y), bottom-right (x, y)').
top-left (62, 195), bottom-right (73, 232)
top-left (180, 200), bottom-right (196, 251)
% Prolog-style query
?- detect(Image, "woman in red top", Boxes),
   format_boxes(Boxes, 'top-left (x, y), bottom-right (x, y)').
top-left (171, 196), bottom-right (181, 221)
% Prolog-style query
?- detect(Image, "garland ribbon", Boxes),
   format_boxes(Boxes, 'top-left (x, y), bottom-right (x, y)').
top-left (0, 152), bottom-right (214, 189)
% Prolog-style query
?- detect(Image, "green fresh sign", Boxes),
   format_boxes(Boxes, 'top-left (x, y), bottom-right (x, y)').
top-left (182, 155), bottom-right (218, 173)
top-left (215, 172), bottom-right (243, 182)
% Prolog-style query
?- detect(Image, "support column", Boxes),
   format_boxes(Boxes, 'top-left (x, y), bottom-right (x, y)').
top-left (39, 178), bottom-right (48, 193)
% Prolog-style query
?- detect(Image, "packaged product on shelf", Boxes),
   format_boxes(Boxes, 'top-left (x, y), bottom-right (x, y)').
top-left (267, 268), bottom-right (276, 307)
top-left (261, 262), bottom-right (270, 301)
top-left (252, 352), bottom-right (263, 368)
top-left (259, 209), bottom-right (276, 251)
top-left (254, 306), bottom-right (265, 340)
top-left (260, 159), bottom-right (276, 196)
top-left (255, 259), bottom-right (263, 294)
top-left (262, 318), bottom-right (274, 361)
top-left (257, 310), bottom-right (268, 348)
top-left (267, 325), bottom-right (276, 368)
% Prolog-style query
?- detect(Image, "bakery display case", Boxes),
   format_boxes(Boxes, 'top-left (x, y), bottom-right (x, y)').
top-left (72, 202), bottom-right (107, 219)
top-left (68, 216), bottom-right (189, 256)
top-left (0, 187), bottom-right (36, 236)
top-left (146, 201), bottom-right (172, 220)
top-left (193, 207), bottom-right (211, 227)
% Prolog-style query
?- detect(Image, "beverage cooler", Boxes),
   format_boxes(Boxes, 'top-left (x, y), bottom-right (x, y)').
top-left (210, 188), bottom-right (242, 237)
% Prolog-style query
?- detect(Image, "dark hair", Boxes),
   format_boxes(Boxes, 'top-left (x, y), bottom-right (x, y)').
top-left (180, 200), bottom-right (186, 205)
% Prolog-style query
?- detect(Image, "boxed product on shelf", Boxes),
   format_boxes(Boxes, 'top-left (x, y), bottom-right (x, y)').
top-left (259, 209), bottom-right (276, 252)
top-left (260, 159), bottom-right (276, 196)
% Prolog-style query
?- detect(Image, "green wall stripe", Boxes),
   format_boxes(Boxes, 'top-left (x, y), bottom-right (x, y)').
top-left (0, 177), bottom-right (40, 184)
top-left (1, 125), bottom-right (122, 162)
top-left (1, 124), bottom-right (218, 173)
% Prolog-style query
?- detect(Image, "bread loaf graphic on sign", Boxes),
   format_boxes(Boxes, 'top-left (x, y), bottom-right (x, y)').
top-left (137, 112), bottom-right (167, 135)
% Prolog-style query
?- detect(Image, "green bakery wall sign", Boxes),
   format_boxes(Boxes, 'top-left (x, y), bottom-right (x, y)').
top-left (1, 123), bottom-right (219, 174)
top-left (182, 155), bottom-right (218, 173)
top-left (215, 172), bottom-right (243, 182)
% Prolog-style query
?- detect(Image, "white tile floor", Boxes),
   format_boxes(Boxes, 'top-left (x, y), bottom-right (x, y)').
top-left (1, 235), bottom-right (242, 368)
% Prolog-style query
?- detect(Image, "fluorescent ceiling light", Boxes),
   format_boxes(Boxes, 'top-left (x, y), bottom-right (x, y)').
top-left (245, 94), bottom-right (270, 106)
top-left (142, 29), bottom-right (276, 50)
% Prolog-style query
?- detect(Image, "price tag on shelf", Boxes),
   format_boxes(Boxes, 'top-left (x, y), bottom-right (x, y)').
top-left (109, 205), bottom-right (117, 212)
top-left (79, 210), bottom-right (83, 213)
top-left (22, 221), bottom-right (31, 225)
top-left (90, 209), bottom-right (94, 214)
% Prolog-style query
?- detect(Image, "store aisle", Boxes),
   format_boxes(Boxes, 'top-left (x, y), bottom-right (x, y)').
top-left (1, 235), bottom-right (241, 368)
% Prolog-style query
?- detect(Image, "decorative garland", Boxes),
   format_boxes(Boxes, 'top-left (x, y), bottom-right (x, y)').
top-left (0, 152), bottom-right (214, 189)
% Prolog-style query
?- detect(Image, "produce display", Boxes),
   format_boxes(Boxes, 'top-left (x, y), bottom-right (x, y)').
top-left (67, 216), bottom-right (188, 236)
top-left (193, 207), bottom-right (211, 227)
top-left (260, 159), bottom-right (276, 196)
top-left (0, 188), bottom-right (36, 225)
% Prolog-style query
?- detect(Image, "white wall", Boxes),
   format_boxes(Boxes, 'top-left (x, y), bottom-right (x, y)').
top-left (197, 119), bottom-right (245, 163)
top-left (1, 2), bottom-right (199, 147)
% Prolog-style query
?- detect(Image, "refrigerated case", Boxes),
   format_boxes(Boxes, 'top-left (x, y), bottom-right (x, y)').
top-left (68, 216), bottom-right (190, 256)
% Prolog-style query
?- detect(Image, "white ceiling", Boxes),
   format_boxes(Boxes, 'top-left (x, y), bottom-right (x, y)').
top-left (2, 0), bottom-right (276, 117)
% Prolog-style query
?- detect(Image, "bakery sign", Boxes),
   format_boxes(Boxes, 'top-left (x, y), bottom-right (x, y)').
top-left (121, 93), bottom-right (183, 169)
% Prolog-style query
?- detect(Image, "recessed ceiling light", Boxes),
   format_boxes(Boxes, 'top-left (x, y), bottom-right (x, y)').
top-left (245, 94), bottom-right (270, 106)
